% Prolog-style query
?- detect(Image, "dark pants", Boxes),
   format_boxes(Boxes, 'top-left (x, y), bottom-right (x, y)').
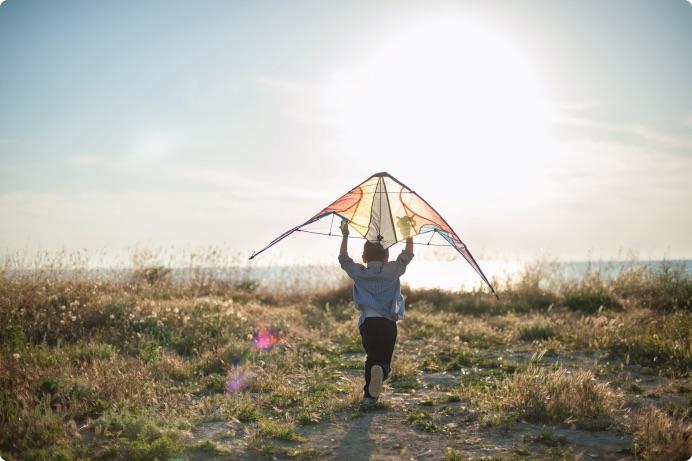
top-left (359, 317), bottom-right (398, 398)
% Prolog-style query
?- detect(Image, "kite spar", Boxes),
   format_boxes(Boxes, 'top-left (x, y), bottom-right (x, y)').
top-left (249, 172), bottom-right (497, 297)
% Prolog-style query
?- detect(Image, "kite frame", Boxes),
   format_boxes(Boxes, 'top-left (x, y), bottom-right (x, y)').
top-left (249, 171), bottom-right (498, 298)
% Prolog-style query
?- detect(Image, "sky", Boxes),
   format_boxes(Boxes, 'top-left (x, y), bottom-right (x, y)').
top-left (1, 0), bottom-right (691, 265)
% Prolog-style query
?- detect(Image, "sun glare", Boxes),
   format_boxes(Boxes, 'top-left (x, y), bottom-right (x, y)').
top-left (324, 14), bottom-right (554, 198)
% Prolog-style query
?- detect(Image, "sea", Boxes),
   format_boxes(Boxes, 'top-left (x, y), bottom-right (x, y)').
top-left (7, 258), bottom-right (690, 294)
top-left (200, 259), bottom-right (692, 293)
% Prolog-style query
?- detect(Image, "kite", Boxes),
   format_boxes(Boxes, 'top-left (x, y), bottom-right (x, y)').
top-left (249, 172), bottom-right (497, 297)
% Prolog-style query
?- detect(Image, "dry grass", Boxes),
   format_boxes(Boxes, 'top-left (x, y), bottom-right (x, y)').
top-left (0, 250), bottom-right (690, 460)
top-left (499, 367), bottom-right (624, 430)
top-left (632, 406), bottom-right (691, 461)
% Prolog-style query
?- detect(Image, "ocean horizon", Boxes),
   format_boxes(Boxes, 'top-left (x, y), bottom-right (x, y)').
top-left (10, 258), bottom-right (686, 293)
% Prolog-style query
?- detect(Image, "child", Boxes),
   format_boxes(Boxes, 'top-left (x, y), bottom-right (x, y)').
top-left (338, 219), bottom-right (414, 405)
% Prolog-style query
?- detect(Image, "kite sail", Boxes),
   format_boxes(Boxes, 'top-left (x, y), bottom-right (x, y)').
top-left (249, 172), bottom-right (497, 297)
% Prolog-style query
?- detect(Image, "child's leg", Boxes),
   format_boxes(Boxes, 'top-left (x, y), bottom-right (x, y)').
top-left (359, 317), bottom-right (398, 398)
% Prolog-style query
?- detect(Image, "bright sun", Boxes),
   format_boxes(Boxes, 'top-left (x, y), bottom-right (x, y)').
top-left (324, 13), bottom-right (554, 197)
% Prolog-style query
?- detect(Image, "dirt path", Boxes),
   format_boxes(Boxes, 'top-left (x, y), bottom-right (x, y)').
top-left (186, 372), bottom-right (636, 460)
top-left (180, 341), bottom-right (692, 460)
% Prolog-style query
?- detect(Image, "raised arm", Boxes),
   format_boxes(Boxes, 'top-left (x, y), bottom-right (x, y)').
top-left (339, 219), bottom-right (349, 256)
top-left (404, 237), bottom-right (413, 255)
top-left (397, 216), bottom-right (415, 255)
top-left (392, 216), bottom-right (415, 276)
top-left (338, 219), bottom-right (362, 278)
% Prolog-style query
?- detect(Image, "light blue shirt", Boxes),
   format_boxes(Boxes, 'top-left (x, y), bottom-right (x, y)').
top-left (338, 250), bottom-right (414, 325)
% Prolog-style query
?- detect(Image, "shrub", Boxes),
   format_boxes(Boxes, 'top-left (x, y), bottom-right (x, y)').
top-left (613, 261), bottom-right (692, 311)
top-left (518, 321), bottom-right (557, 342)
top-left (131, 266), bottom-right (171, 286)
top-left (492, 367), bottom-right (623, 430)
top-left (561, 271), bottom-right (620, 313)
top-left (632, 406), bottom-right (691, 461)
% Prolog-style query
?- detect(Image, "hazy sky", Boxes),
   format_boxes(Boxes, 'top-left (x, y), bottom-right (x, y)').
top-left (1, 0), bottom-right (691, 263)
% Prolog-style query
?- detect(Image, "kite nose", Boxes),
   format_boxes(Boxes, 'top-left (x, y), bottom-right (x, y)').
top-left (377, 235), bottom-right (383, 241)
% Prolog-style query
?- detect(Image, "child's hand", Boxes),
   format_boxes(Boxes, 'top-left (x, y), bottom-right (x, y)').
top-left (397, 216), bottom-right (415, 239)
top-left (340, 219), bottom-right (350, 237)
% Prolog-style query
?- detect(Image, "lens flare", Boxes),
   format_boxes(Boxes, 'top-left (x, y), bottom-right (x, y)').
top-left (225, 366), bottom-right (254, 394)
top-left (253, 326), bottom-right (280, 351)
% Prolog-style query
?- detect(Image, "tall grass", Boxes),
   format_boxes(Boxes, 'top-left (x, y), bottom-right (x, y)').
top-left (0, 249), bottom-right (690, 460)
top-left (632, 406), bottom-right (691, 461)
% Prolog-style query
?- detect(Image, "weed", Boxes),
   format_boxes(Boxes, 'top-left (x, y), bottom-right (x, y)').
top-left (444, 447), bottom-right (465, 460)
top-left (256, 419), bottom-right (305, 442)
top-left (518, 320), bottom-right (556, 342)
top-left (524, 427), bottom-right (570, 447)
top-left (407, 410), bottom-right (443, 432)
top-left (632, 406), bottom-right (691, 461)
top-left (0, 253), bottom-right (689, 459)
top-left (464, 366), bottom-right (624, 430)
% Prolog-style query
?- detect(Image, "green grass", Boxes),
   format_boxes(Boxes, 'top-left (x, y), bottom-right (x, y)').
top-left (407, 410), bottom-right (444, 432)
top-left (255, 420), bottom-right (305, 442)
top-left (524, 427), bottom-right (570, 447)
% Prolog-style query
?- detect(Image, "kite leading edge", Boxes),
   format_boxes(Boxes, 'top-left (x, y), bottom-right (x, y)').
top-left (249, 172), bottom-right (498, 298)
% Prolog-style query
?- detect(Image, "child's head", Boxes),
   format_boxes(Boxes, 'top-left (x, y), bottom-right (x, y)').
top-left (363, 241), bottom-right (389, 263)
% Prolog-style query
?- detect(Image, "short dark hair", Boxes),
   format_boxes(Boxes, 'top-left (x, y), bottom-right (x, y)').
top-left (363, 241), bottom-right (389, 262)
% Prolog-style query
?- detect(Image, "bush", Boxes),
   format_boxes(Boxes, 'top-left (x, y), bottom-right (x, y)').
top-left (494, 367), bottom-right (623, 430)
top-left (632, 406), bottom-right (691, 461)
top-left (561, 270), bottom-right (620, 313)
top-left (131, 266), bottom-right (171, 286)
top-left (518, 321), bottom-right (557, 342)
top-left (613, 261), bottom-right (692, 311)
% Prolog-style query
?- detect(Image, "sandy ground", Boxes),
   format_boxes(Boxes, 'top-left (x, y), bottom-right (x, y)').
top-left (179, 348), bottom-right (681, 461)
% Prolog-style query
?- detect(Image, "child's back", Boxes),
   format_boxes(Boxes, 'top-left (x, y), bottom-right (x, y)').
top-left (337, 223), bottom-right (414, 405)
top-left (338, 248), bottom-right (413, 325)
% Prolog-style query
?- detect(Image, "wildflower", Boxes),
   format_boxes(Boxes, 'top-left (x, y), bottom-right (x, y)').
top-left (109, 314), bottom-right (115, 320)
top-left (12, 353), bottom-right (20, 359)
top-left (60, 305), bottom-right (66, 311)
top-left (71, 315), bottom-right (77, 322)
top-left (173, 307), bottom-right (179, 314)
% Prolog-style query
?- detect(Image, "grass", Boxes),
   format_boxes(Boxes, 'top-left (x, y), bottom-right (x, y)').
top-left (524, 427), bottom-right (570, 447)
top-left (459, 366), bottom-right (624, 430)
top-left (507, 367), bottom-right (624, 430)
top-left (407, 410), bottom-right (443, 432)
top-left (632, 406), bottom-right (691, 461)
top-left (0, 252), bottom-right (690, 459)
top-left (255, 420), bottom-right (305, 442)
